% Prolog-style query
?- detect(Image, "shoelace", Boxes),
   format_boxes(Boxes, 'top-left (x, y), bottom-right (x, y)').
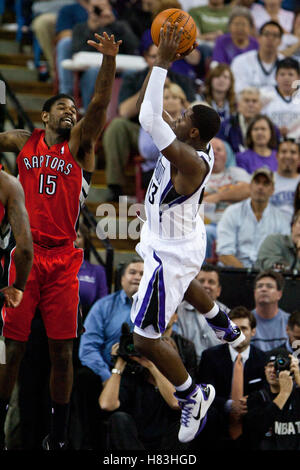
top-left (178, 397), bottom-right (197, 427)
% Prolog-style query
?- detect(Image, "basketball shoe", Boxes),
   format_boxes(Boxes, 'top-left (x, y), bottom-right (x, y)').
top-left (207, 312), bottom-right (245, 347)
top-left (176, 384), bottom-right (215, 443)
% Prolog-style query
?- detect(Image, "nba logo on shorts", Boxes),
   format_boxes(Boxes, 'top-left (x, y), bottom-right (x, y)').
top-left (0, 80), bottom-right (5, 104)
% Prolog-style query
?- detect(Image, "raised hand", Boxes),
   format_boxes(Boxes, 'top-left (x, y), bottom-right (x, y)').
top-left (87, 32), bottom-right (122, 57)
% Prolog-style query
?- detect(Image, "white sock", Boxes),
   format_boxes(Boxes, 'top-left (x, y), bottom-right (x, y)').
top-left (175, 375), bottom-right (192, 392)
top-left (203, 303), bottom-right (219, 319)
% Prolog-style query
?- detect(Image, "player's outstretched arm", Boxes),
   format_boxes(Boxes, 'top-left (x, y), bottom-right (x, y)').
top-left (138, 24), bottom-right (204, 182)
top-left (0, 130), bottom-right (32, 153)
top-left (0, 173), bottom-right (33, 308)
top-left (69, 33), bottom-right (122, 172)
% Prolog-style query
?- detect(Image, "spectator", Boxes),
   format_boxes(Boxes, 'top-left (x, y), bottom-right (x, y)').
top-left (119, 0), bottom-right (153, 40)
top-left (177, 264), bottom-right (229, 364)
top-left (211, 6), bottom-right (258, 66)
top-left (294, 181), bottom-right (300, 213)
top-left (31, 0), bottom-right (74, 80)
top-left (72, 0), bottom-right (140, 110)
top-left (256, 209), bottom-right (300, 272)
top-left (245, 347), bottom-right (300, 450)
top-left (270, 139), bottom-right (300, 222)
top-left (251, 0), bottom-right (295, 34)
top-left (203, 137), bottom-right (251, 258)
top-left (218, 87), bottom-right (263, 153)
top-left (201, 64), bottom-right (236, 122)
top-left (102, 42), bottom-right (196, 201)
top-left (139, 0), bottom-right (202, 80)
top-left (251, 270), bottom-right (290, 352)
top-left (216, 168), bottom-right (290, 268)
top-left (189, 0), bottom-right (232, 44)
top-left (236, 115), bottom-right (278, 174)
top-left (55, 0), bottom-right (89, 95)
top-left (195, 306), bottom-right (266, 450)
top-left (262, 58), bottom-right (300, 140)
top-left (279, 9), bottom-right (300, 59)
top-left (75, 258), bottom-right (143, 449)
top-left (162, 313), bottom-right (198, 380)
top-left (231, 21), bottom-right (284, 97)
top-left (285, 310), bottom-right (300, 354)
top-left (98, 337), bottom-right (184, 451)
top-left (139, 82), bottom-right (188, 190)
top-left (75, 223), bottom-right (108, 318)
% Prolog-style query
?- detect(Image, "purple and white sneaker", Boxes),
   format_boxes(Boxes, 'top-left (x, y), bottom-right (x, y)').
top-left (207, 314), bottom-right (245, 347)
top-left (175, 384), bottom-right (215, 443)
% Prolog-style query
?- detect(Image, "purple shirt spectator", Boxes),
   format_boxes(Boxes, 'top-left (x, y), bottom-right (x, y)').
top-left (236, 149), bottom-right (278, 174)
top-left (212, 33), bottom-right (259, 65)
top-left (78, 260), bottom-right (108, 314)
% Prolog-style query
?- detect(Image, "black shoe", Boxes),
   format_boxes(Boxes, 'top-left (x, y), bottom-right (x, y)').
top-left (42, 434), bottom-right (68, 450)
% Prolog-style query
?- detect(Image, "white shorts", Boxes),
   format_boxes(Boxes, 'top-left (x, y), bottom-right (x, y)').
top-left (131, 220), bottom-right (206, 339)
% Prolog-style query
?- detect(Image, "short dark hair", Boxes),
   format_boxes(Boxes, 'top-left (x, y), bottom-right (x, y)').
top-left (229, 305), bottom-right (256, 329)
top-left (42, 93), bottom-right (76, 112)
top-left (288, 311), bottom-right (300, 329)
top-left (259, 20), bottom-right (284, 37)
top-left (276, 57), bottom-right (300, 75)
top-left (246, 114), bottom-right (277, 150)
top-left (200, 263), bottom-right (220, 281)
top-left (190, 104), bottom-right (221, 143)
top-left (254, 270), bottom-right (285, 291)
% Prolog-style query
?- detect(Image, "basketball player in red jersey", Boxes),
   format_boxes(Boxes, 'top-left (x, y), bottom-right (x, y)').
top-left (0, 32), bottom-right (121, 449)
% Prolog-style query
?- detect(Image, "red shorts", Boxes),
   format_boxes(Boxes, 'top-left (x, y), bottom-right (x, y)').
top-left (1, 243), bottom-right (83, 341)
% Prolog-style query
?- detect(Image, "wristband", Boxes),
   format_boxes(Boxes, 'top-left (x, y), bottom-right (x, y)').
top-left (13, 284), bottom-right (24, 292)
top-left (111, 368), bottom-right (122, 375)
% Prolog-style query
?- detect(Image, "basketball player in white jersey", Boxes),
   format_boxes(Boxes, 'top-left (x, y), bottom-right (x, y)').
top-left (131, 24), bottom-right (245, 443)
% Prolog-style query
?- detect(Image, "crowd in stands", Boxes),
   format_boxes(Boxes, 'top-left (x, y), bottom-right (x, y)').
top-left (2, 0), bottom-right (300, 452)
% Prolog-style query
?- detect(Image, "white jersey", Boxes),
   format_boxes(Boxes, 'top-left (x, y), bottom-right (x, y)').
top-left (143, 144), bottom-right (215, 239)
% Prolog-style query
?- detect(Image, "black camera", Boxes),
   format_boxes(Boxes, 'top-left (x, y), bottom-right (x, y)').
top-left (117, 322), bottom-right (140, 361)
top-left (274, 354), bottom-right (291, 374)
top-left (93, 6), bottom-right (102, 16)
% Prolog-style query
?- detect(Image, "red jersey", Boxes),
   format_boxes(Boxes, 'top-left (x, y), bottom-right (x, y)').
top-left (17, 129), bottom-right (91, 247)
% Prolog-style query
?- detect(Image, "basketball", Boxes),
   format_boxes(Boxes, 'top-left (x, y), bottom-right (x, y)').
top-left (151, 8), bottom-right (197, 54)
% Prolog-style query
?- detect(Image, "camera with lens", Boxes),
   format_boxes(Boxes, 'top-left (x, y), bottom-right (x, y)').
top-left (117, 322), bottom-right (140, 362)
top-left (274, 354), bottom-right (291, 374)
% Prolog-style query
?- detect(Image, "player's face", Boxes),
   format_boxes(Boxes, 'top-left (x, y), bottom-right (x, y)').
top-left (254, 277), bottom-right (281, 306)
top-left (250, 175), bottom-right (274, 203)
top-left (121, 262), bottom-right (144, 298)
top-left (238, 92), bottom-right (261, 119)
top-left (277, 141), bottom-right (300, 175)
top-left (172, 108), bottom-right (194, 142)
top-left (196, 271), bottom-right (221, 301)
top-left (48, 98), bottom-right (77, 135)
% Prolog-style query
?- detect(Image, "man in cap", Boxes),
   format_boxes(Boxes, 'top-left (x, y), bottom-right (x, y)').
top-left (216, 168), bottom-right (290, 267)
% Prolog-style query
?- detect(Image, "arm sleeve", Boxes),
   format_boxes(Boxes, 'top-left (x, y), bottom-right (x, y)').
top-left (139, 66), bottom-right (176, 151)
top-left (256, 235), bottom-right (288, 270)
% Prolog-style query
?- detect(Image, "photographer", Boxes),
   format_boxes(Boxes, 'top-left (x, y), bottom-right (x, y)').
top-left (99, 334), bottom-right (187, 451)
top-left (244, 347), bottom-right (300, 450)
